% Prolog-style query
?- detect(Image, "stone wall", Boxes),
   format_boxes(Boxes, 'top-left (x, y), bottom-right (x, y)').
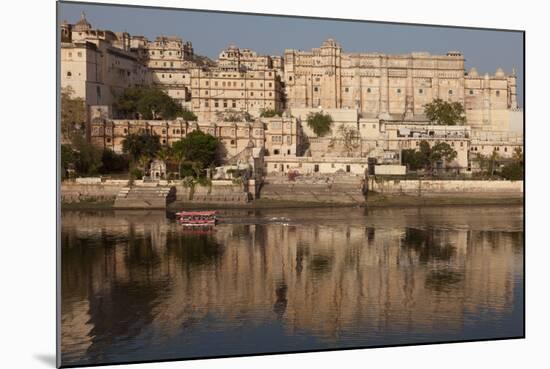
top-left (62, 180), bottom-right (128, 203)
top-left (370, 178), bottom-right (523, 196)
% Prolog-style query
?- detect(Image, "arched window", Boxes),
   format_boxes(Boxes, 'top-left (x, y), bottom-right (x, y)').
top-left (67, 71), bottom-right (72, 77)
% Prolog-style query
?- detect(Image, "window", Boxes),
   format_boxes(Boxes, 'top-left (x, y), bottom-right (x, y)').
top-left (274, 149), bottom-right (280, 155)
top-left (289, 76), bottom-right (293, 81)
top-left (205, 81), bottom-right (209, 86)
top-left (367, 88), bottom-right (371, 93)
top-left (215, 81), bottom-right (218, 86)
top-left (68, 52), bottom-right (72, 57)
top-left (314, 87), bottom-right (318, 92)
top-left (66, 71), bottom-right (72, 77)
top-left (496, 90), bottom-right (501, 97)
top-left (397, 88), bottom-right (401, 94)
top-left (214, 100), bottom-right (219, 108)
top-left (230, 139), bottom-right (235, 145)
top-left (345, 87), bottom-right (349, 92)
top-left (223, 100), bottom-right (227, 108)
top-left (314, 164), bottom-right (319, 173)
top-left (205, 101), bottom-right (209, 107)
top-left (448, 89), bottom-right (453, 95)
top-left (469, 90), bottom-right (474, 95)
top-left (123, 128), bottom-right (127, 134)
top-left (346, 165), bottom-right (351, 173)
top-left (269, 82), bottom-right (272, 87)
top-left (250, 92), bottom-right (254, 96)
top-left (77, 52), bottom-right (82, 57)
top-left (418, 89), bottom-right (423, 94)
top-left (162, 139), bottom-right (166, 144)
top-left (106, 138), bottom-right (111, 143)
top-left (205, 91), bottom-right (208, 95)
top-left (232, 100), bottom-right (236, 108)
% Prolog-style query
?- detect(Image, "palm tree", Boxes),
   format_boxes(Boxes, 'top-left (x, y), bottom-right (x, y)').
top-left (138, 155), bottom-right (151, 179)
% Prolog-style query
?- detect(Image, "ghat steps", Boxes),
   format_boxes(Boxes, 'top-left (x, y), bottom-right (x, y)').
top-left (114, 184), bottom-right (176, 209)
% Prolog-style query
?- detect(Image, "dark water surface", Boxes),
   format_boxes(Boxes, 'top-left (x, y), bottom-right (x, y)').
top-left (60, 205), bottom-right (524, 366)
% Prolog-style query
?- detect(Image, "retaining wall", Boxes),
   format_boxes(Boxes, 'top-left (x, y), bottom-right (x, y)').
top-left (370, 178), bottom-right (523, 196)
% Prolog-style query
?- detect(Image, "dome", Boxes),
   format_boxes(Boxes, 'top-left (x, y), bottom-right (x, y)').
top-left (495, 67), bottom-right (505, 77)
top-left (252, 120), bottom-right (263, 129)
top-left (468, 67), bottom-right (478, 77)
top-left (74, 11), bottom-right (92, 31)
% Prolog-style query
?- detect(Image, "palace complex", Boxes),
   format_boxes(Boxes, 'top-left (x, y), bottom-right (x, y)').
top-left (61, 13), bottom-right (523, 176)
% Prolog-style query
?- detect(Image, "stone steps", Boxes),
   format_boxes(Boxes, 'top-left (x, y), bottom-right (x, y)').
top-left (114, 185), bottom-right (176, 209)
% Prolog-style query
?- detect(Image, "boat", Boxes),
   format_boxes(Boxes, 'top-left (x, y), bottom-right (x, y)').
top-left (175, 210), bottom-right (218, 227)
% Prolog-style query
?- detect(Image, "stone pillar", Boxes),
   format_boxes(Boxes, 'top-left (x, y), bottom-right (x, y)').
top-left (482, 73), bottom-right (491, 127)
top-left (378, 56), bottom-right (390, 119)
top-left (405, 61), bottom-right (414, 118)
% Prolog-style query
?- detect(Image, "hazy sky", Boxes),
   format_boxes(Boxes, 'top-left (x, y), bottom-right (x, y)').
top-left (59, 2), bottom-right (524, 106)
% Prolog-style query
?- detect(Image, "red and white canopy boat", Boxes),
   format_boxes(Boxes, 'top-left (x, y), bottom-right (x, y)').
top-left (175, 210), bottom-right (218, 227)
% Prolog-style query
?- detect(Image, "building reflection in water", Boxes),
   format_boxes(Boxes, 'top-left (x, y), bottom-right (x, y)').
top-left (60, 206), bottom-right (524, 365)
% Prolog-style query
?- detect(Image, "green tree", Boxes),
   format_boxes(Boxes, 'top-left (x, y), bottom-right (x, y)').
top-left (260, 108), bottom-right (283, 118)
top-left (100, 149), bottom-right (129, 174)
top-left (115, 87), bottom-right (183, 120)
top-left (306, 112), bottom-right (333, 137)
top-left (474, 151), bottom-right (501, 177)
top-left (402, 140), bottom-right (457, 172)
top-left (402, 148), bottom-right (428, 171)
top-left (172, 131), bottom-right (219, 177)
top-left (181, 109), bottom-right (198, 121)
top-left (424, 98), bottom-right (466, 125)
top-left (61, 86), bottom-right (87, 141)
top-left (61, 144), bottom-right (76, 178)
top-left (500, 147), bottom-right (523, 180)
top-left (122, 132), bottom-right (162, 161)
top-left (71, 136), bottom-right (103, 175)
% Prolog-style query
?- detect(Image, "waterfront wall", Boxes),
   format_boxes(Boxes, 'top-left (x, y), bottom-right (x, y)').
top-left (61, 179), bottom-right (250, 204)
top-left (62, 180), bottom-right (128, 203)
top-left (370, 178), bottom-right (523, 196)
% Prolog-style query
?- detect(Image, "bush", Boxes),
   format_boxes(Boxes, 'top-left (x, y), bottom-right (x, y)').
top-left (260, 109), bottom-right (282, 118)
top-left (307, 112), bottom-right (333, 137)
top-left (130, 168), bottom-right (142, 180)
top-left (500, 162), bottom-right (523, 180)
top-left (100, 150), bottom-right (129, 174)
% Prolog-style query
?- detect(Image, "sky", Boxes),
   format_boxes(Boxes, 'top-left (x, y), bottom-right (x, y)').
top-left (59, 2), bottom-right (524, 106)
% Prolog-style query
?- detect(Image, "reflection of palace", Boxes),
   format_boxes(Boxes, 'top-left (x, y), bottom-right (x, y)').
top-left (61, 208), bottom-right (523, 362)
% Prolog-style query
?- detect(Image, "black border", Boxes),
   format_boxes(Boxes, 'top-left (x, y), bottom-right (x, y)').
top-left (56, 1), bottom-right (526, 368)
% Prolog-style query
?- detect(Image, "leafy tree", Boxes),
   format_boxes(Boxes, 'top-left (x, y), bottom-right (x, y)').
top-left (115, 87), bottom-right (183, 120)
top-left (260, 108), bottom-right (283, 118)
top-left (500, 147), bottom-right (524, 180)
top-left (61, 86), bottom-right (87, 141)
top-left (428, 141), bottom-right (458, 168)
top-left (122, 132), bottom-right (162, 161)
top-left (100, 149), bottom-right (129, 174)
top-left (172, 131), bottom-right (219, 177)
top-left (181, 109), bottom-right (198, 121)
top-left (402, 140), bottom-right (457, 172)
top-left (61, 144), bottom-right (76, 178)
top-left (71, 136), bottom-right (103, 175)
top-left (402, 149), bottom-right (428, 171)
top-left (424, 98), bottom-right (466, 126)
top-left (473, 151), bottom-right (500, 177)
top-left (306, 112), bottom-right (333, 137)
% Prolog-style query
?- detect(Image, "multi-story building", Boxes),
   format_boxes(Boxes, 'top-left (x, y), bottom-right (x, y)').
top-left (60, 13), bottom-right (151, 109)
top-left (283, 38), bottom-right (519, 132)
top-left (188, 67), bottom-right (284, 120)
top-left (89, 106), bottom-right (301, 160)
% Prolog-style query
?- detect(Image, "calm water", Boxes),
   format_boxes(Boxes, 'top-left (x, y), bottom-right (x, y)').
top-left (60, 206), bottom-right (524, 366)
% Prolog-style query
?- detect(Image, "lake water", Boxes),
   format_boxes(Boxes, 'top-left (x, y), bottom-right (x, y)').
top-left (60, 205), bottom-right (524, 366)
